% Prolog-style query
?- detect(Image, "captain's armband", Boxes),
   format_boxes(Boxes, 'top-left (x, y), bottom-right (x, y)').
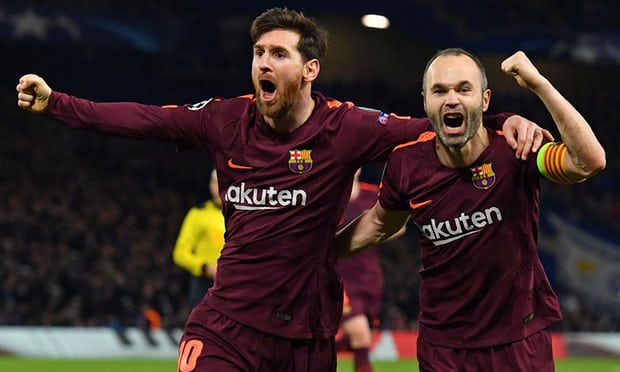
top-left (536, 142), bottom-right (584, 184)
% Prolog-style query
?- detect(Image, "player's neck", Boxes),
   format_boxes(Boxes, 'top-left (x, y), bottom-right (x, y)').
top-left (437, 126), bottom-right (490, 168)
top-left (265, 90), bottom-right (316, 133)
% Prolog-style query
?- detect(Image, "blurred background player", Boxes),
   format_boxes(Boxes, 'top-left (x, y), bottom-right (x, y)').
top-left (173, 169), bottom-right (224, 307)
top-left (336, 168), bottom-right (405, 372)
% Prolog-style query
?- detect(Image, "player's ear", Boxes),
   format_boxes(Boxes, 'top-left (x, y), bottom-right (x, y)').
top-left (303, 59), bottom-right (320, 82)
top-left (482, 88), bottom-right (491, 112)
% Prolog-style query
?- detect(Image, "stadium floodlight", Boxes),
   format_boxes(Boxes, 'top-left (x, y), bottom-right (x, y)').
top-left (361, 14), bottom-right (390, 29)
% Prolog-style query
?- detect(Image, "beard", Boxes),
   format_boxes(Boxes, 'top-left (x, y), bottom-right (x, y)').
top-left (255, 76), bottom-right (303, 120)
top-left (429, 108), bottom-right (483, 149)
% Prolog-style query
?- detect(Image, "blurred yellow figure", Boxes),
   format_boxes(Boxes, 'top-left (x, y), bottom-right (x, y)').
top-left (173, 169), bottom-right (224, 306)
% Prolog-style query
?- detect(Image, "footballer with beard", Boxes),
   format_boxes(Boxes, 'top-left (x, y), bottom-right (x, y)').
top-left (336, 49), bottom-right (605, 371)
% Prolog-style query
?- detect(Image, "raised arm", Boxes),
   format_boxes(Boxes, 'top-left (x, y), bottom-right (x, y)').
top-left (336, 201), bottom-right (409, 258)
top-left (501, 51), bottom-right (606, 180)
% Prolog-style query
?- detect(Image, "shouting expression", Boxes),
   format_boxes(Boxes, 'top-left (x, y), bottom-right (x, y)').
top-left (422, 54), bottom-right (491, 149)
top-left (252, 29), bottom-right (308, 120)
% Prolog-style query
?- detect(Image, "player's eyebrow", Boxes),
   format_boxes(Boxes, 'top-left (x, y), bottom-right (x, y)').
top-left (254, 42), bottom-right (291, 55)
top-left (429, 80), bottom-right (473, 90)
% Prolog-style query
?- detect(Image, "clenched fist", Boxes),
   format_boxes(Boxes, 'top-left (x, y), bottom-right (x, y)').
top-left (16, 74), bottom-right (52, 113)
top-left (500, 51), bottom-right (548, 92)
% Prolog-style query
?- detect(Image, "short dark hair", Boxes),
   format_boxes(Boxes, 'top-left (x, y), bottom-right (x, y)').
top-left (250, 7), bottom-right (328, 62)
top-left (422, 48), bottom-right (488, 91)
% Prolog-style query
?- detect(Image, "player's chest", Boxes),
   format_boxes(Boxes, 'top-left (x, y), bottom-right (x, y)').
top-left (218, 132), bottom-right (347, 192)
top-left (406, 157), bottom-right (530, 224)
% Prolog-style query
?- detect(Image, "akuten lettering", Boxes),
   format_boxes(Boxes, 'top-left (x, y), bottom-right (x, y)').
top-left (225, 182), bottom-right (307, 210)
top-left (420, 207), bottom-right (502, 246)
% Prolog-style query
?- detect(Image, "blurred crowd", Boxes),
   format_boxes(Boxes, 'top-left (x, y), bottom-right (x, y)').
top-left (0, 92), bottom-right (215, 328)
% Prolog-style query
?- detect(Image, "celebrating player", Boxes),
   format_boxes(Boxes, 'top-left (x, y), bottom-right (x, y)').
top-left (336, 49), bottom-right (606, 371)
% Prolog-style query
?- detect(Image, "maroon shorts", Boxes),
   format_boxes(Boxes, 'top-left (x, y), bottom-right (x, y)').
top-left (177, 303), bottom-right (337, 372)
top-left (340, 287), bottom-right (382, 327)
top-left (417, 328), bottom-right (554, 372)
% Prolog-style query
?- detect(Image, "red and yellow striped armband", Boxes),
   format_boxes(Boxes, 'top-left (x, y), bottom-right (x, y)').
top-left (536, 142), bottom-right (583, 184)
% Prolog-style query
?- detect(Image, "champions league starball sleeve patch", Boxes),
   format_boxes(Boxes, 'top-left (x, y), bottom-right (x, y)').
top-left (376, 111), bottom-right (390, 126)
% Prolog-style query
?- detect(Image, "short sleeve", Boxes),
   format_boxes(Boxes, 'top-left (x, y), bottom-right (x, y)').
top-left (378, 151), bottom-right (410, 212)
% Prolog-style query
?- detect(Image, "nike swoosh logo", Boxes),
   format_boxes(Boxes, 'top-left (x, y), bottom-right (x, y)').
top-left (228, 158), bottom-right (254, 170)
top-left (409, 199), bottom-right (432, 210)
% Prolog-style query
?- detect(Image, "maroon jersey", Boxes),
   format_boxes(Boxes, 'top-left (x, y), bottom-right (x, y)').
top-left (45, 91), bottom-right (429, 339)
top-left (337, 182), bottom-right (383, 302)
top-left (45, 91), bottom-right (510, 340)
top-left (379, 130), bottom-right (562, 348)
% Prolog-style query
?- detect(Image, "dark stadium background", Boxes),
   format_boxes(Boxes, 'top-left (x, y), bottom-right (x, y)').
top-left (1, 0), bottom-right (619, 334)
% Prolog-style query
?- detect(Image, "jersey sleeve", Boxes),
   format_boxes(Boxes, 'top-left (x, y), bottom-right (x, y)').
top-left (378, 150), bottom-right (411, 212)
top-left (328, 103), bottom-right (429, 165)
top-left (45, 91), bottom-right (215, 152)
top-left (483, 112), bottom-right (514, 131)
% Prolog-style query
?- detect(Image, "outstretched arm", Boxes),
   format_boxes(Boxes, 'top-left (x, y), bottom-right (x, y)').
top-left (501, 51), bottom-right (606, 180)
top-left (336, 201), bottom-right (409, 258)
top-left (16, 74), bottom-right (205, 146)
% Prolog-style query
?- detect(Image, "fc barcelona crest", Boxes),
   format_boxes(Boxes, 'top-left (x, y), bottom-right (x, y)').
top-left (470, 162), bottom-right (496, 190)
top-left (288, 149), bottom-right (313, 174)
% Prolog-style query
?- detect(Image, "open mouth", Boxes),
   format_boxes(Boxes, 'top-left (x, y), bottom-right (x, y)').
top-left (259, 79), bottom-right (276, 102)
top-left (260, 80), bottom-right (276, 93)
top-left (443, 113), bottom-right (464, 128)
